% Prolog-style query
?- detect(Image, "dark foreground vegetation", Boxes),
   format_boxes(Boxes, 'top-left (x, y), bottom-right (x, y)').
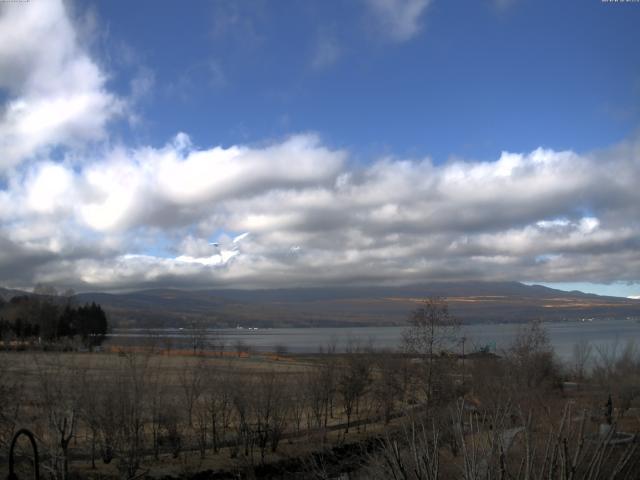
top-left (0, 289), bottom-right (108, 349)
top-left (2, 299), bottom-right (640, 479)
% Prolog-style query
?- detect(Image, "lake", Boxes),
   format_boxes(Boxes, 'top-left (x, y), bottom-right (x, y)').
top-left (108, 318), bottom-right (640, 361)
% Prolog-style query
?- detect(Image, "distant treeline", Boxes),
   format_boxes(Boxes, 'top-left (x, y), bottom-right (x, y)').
top-left (0, 294), bottom-right (108, 347)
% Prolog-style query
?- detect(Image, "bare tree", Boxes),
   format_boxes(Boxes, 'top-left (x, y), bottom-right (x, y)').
top-left (231, 374), bottom-right (253, 460)
top-left (179, 358), bottom-right (206, 428)
top-left (176, 358), bottom-right (208, 459)
top-left (114, 353), bottom-right (149, 478)
top-left (508, 320), bottom-right (561, 391)
top-left (95, 379), bottom-right (118, 465)
top-left (403, 298), bottom-right (460, 406)
top-left (0, 353), bottom-right (22, 451)
top-left (34, 356), bottom-right (81, 480)
top-left (206, 365), bottom-right (234, 454)
top-left (372, 353), bottom-right (404, 424)
top-left (593, 339), bottom-right (640, 419)
top-left (369, 401), bottom-right (640, 480)
top-left (373, 422), bottom-right (441, 480)
top-left (159, 400), bottom-right (183, 459)
top-left (78, 361), bottom-right (104, 469)
top-left (189, 320), bottom-right (209, 355)
top-left (570, 338), bottom-right (593, 381)
top-left (252, 371), bottom-right (289, 462)
top-left (307, 360), bottom-right (336, 436)
top-left (194, 392), bottom-right (209, 459)
top-left (337, 347), bottom-right (372, 433)
top-left (146, 361), bottom-right (168, 460)
top-left (614, 341), bottom-right (640, 417)
top-left (90, 353), bottom-right (150, 477)
top-left (307, 368), bottom-right (325, 431)
top-left (289, 375), bottom-right (308, 435)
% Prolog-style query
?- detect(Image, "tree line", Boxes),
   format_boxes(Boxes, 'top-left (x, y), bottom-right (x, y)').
top-left (0, 293), bottom-right (108, 348)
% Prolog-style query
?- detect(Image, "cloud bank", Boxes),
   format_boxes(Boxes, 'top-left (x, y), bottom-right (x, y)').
top-left (0, 0), bottom-right (639, 292)
top-left (2, 128), bottom-right (640, 291)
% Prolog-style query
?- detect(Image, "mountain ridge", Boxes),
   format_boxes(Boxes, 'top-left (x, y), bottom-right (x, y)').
top-left (74, 281), bottom-right (640, 328)
top-left (3, 282), bottom-right (639, 328)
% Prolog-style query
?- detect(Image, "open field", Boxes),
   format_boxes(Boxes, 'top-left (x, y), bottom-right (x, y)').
top-left (2, 346), bottom-right (423, 478)
top-left (3, 319), bottom-right (640, 479)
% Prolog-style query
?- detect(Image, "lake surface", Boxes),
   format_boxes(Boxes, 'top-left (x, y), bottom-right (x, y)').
top-left (108, 318), bottom-right (640, 361)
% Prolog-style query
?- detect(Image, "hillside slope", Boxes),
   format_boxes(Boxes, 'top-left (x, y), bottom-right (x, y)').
top-left (70, 282), bottom-right (640, 328)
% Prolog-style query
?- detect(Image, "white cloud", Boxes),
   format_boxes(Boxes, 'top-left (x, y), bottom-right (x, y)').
top-left (25, 163), bottom-right (75, 215)
top-left (2, 130), bottom-right (640, 291)
top-left (364, 0), bottom-right (431, 42)
top-left (0, 0), bottom-right (122, 169)
top-left (1, 0), bottom-right (640, 292)
top-left (70, 133), bottom-right (345, 233)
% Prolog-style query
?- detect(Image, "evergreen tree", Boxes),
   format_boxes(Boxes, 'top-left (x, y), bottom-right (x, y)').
top-left (0, 294), bottom-right (108, 347)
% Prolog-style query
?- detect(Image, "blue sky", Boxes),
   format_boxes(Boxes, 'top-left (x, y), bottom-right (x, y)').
top-left (96, 0), bottom-right (640, 160)
top-left (0, 0), bottom-right (640, 296)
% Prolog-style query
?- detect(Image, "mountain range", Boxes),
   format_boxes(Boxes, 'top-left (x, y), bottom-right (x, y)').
top-left (59, 282), bottom-right (640, 328)
top-left (2, 281), bottom-right (639, 328)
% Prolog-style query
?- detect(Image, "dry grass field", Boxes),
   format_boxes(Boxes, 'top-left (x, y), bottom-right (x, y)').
top-left (2, 319), bottom-right (640, 479)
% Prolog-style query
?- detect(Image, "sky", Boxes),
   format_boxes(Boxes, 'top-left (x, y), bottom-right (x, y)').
top-left (0, 0), bottom-right (640, 297)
